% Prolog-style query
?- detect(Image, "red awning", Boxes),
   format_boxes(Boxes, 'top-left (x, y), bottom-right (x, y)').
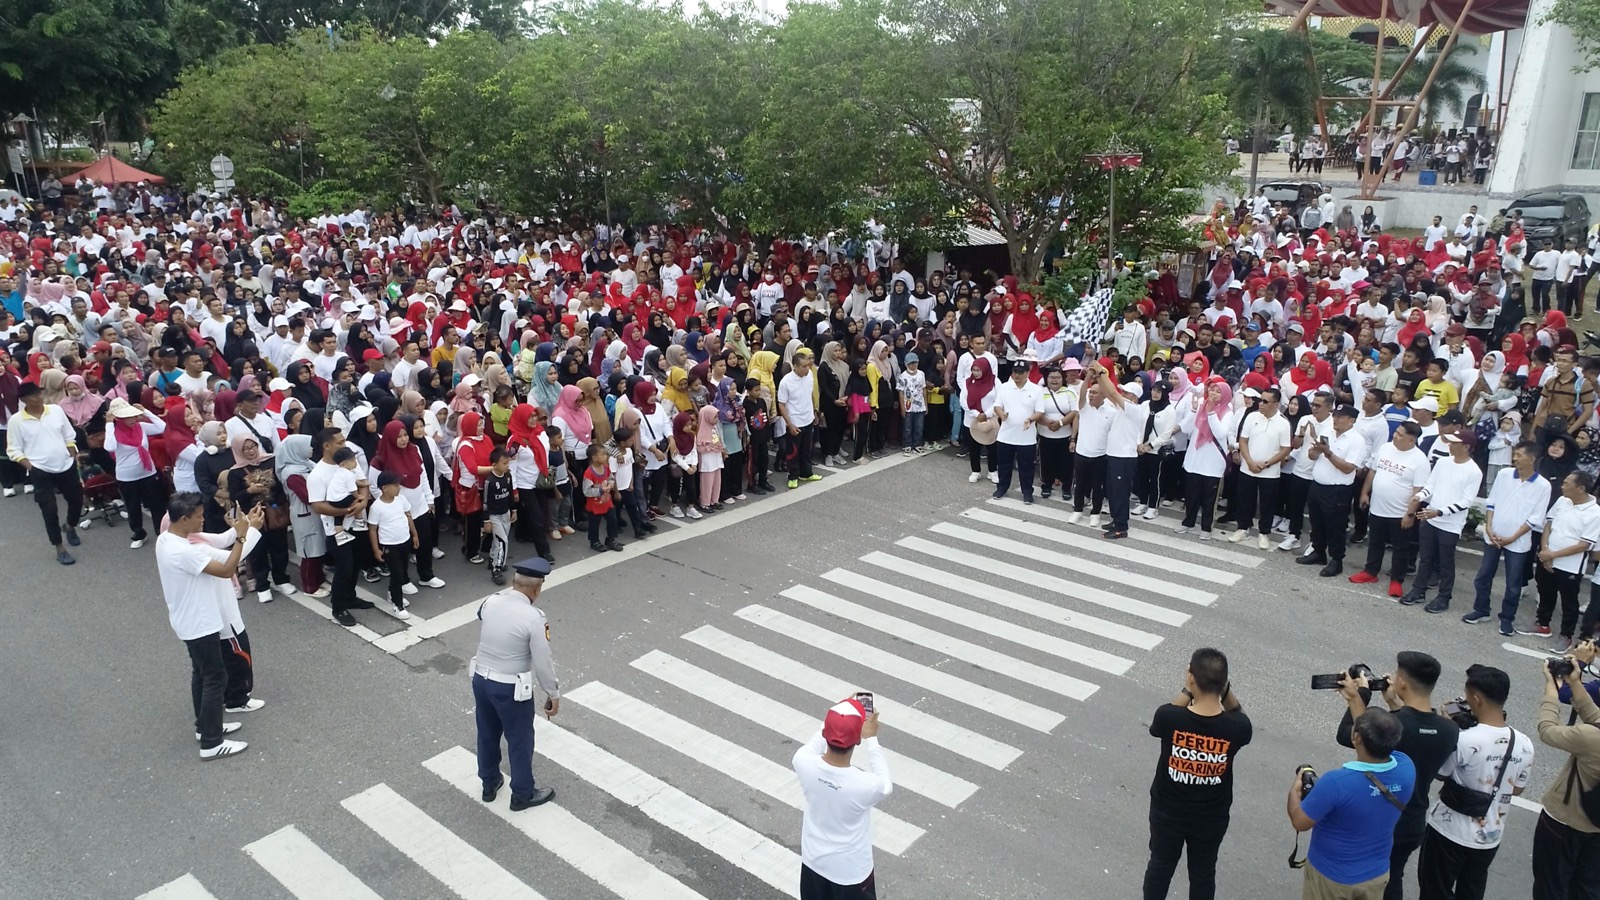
top-left (70, 155), bottom-right (165, 186)
top-left (1264, 0), bottom-right (1530, 35)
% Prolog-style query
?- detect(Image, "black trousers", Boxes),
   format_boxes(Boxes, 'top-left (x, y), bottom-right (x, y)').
top-left (1143, 811), bottom-right (1227, 900)
top-left (0, 429), bottom-right (22, 489)
top-left (383, 542), bottom-right (411, 606)
top-left (1039, 437), bottom-right (1073, 493)
top-left (1135, 453), bottom-right (1165, 507)
top-left (221, 630), bottom-right (254, 709)
top-left (412, 511), bottom-right (437, 581)
top-left (1282, 473), bottom-right (1311, 537)
top-left (247, 526), bottom-right (291, 589)
top-left (1417, 824), bottom-right (1497, 900)
top-left (1533, 279), bottom-right (1555, 314)
top-left (1385, 826), bottom-right (1424, 900)
top-left (800, 864), bottom-right (877, 900)
top-left (1363, 514), bottom-right (1417, 580)
top-left (325, 534), bottom-right (358, 614)
top-left (963, 428), bottom-right (991, 473)
top-left (185, 632), bottom-right (228, 749)
top-left (1532, 810), bottom-right (1600, 900)
top-left (1406, 524), bottom-right (1461, 604)
top-left (1106, 455), bottom-right (1137, 530)
top-left (1181, 471), bottom-right (1219, 531)
top-left (1073, 453), bottom-right (1107, 513)
top-left (789, 424), bottom-right (815, 479)
top-left (513, 489), bottom-right (552, 558)
top-left (31, 466), bottom-right (83, 547)
top-left (994, 442), bottom-right (1037, 500)
top-left (1536, 566), bottom-right (1584, 637)
top-left (749, 438), bottom-right (772, 486)
top-left (119, 474), bottom-right (168, 542)
top-left (1233, 473), bottom-right (1280, 535)
top-left (1309, 482), bottom-right (1355, 561)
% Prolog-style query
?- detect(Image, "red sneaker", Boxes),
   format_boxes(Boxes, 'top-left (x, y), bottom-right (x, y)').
top-left (1349, 571), bottom-right (1378, 584)
top-left (1388, 581), bottom-right (1404, 598)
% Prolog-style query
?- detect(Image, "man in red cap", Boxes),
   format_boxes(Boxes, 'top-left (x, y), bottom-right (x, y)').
top-left (792, 696), bottom-right (892, 899)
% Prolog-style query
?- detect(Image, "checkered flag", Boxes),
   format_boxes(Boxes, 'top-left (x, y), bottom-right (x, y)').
top-left (1060, 288), bottom-right (1114, 348)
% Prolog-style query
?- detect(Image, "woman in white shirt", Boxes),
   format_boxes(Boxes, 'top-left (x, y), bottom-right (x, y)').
top-left (1174, 378), bottom-right (1234, 538)
top-left (1134, 380), bottom-right (1181, 519)
top-left (103, 398), bottom-right (168, 549)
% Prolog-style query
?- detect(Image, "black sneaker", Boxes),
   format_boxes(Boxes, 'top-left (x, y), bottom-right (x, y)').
top-left (333, 610), bottom-right (358, 627)
top-left (491, 570), bottom-right (505, 586)
top-left (482, 777), bottom-right (504, 802)
top-left (65, 529), bottom-right (81, 547)
top-left (361, 569), bottom-right (381, 583)
top-left (590, 542), bottom-right (606, 552)
top-left (349, 600), bottom-right (376, 610)
top-left (605, 540), bottom-right (625, 552)
top-left (509, 786), bottom-right (555, 810)
top-left (1461, 611), bottom-right (1491, 625)
top-left (1424, 600), bottom-right (1451, 614)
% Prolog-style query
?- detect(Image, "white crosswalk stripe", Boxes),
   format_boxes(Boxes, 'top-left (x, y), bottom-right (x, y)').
top-left (424, 746), bottom-right (708, 900)
top-left (566, 681), bottom-right (925, 855)
top-left (680, 624), bottom-right (1023, 770)
top-left (737, 604), bottom-right (1067, 732)
top-left (243, 825), bottom-right (384, 900)
top-left (987, 496), bottom-right (1266, 568)
top-left (631, 649), bottom-right (979, 807)
top-left (141, 501), bottom-right (1272, 900)
top-left (342, 783), bottom-right (546, 899)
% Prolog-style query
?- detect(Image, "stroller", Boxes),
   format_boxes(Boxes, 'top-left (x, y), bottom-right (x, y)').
top-left (75, 454), bottom-right (124, 530)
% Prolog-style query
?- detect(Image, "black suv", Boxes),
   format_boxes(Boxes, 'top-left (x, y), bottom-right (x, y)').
top-left (1506, 191), bottom-right (1591, 249)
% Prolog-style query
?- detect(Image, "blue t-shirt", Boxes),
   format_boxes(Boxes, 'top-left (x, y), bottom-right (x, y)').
top-left (1302, 752), bottom-right (1416, 885)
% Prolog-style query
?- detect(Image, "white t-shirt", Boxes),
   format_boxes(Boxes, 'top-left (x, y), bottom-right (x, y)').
top-left (1530, 250), bottom-right (1561, 281)
top-left (777, 371), bottom-right (817, 428)
top-left (1075, 401), bottom-right (1113, 457)
top-left (1036, 386), bottom-right (1078, 440)
top-left (792, 730), bottom-right (892, 885)
top-left (1238, 411), bottom-right (1292, 478)
top-left (368, 494), bottom-right (413, 546)
top-left (1105, 397), bottom-right (1148, 459)
top-left (1544, 497), bottom-right (1600, 574)
top-left (1426, 725), bottom-right (1533, 849)
top-left (1290, 414), bottom-right (1332, 479)
top-left (1366, 442), bottom-right (1431, 519)
top-left (155, 531), bottom-right (227, 641)
top-left (175, 371), bottom-right (211, 397)
top-left (307, 460), bottom-right (359, 534)
top-left (993, 379), bottom-right (1043, 445)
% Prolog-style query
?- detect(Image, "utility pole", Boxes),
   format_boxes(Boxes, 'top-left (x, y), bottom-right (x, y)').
top-left (1082, 134), bottom-right (1143, 290)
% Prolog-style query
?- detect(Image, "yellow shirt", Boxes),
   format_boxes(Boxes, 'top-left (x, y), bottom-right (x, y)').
top-left (1413, 378), bottom-right (1459, 410)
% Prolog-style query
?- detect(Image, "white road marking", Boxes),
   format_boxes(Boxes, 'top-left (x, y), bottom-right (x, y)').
top-left (780, 585), bottom-right (1101, 700)
top-left (817, 569), bottom-right (1135, 674)
top-left (855, 550), bottom-right (1174, 643)
top-left (681, 625), bottom-right (1022, 769)
top-left (423, 746), bottom-right (706, 900)
top-left (343, 784), bottom-right (542, 899)
top-left (1501, 641), bottom-right (1558, 660)
top-left (987, 497), bottom-right (1264, 568)
top-left (284, 589), bottom-right (386, 643)
top-left (900, 529), bottom-right (1216, 605)
top-left (136, 875), bottom-right (218, 900)
top-left (1510, 796), bottom-right (1544, 813)
top-left (737, 605), bottom-right (1066, 732)
top-left (537, 720), bottom-right (801, 897)
top-left (952, 509), bottom-right (1243, 585)
top-left (565, 682), bottom-right (923, 855)
top-left (387, 451), bottom-right (923, 650)
top-left (631, 649), bottom-right (977, 807)
top-left (242, 825), bottom-right (384, 900)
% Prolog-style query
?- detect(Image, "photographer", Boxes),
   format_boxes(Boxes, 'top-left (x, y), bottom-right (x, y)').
top-left (1335, 653), bottom-right (1461, 900)
top-left (1417, 665), bottom-right (1533, 900)
top-left (792, 696), bottom-right (892, 900)
top-left (1143, 648), bottom-right (1252, 900)
top-left (1533, 649), bottom-right (1600, 899)
top-left (1290, 709), bottom-right (1417, 900)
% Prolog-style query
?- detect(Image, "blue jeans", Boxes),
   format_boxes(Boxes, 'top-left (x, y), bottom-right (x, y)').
top-left (473, 674), bottom-right (538, 799)
top-left (948, 387), bottom-right (963, 443)
top-left (903, 410), bottom-right (925, 448)
top-left (1471, 544), bottom-right (1529, 627)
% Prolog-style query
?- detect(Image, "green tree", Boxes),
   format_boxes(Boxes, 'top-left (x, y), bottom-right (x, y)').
top-left (1225, 28), bottom-right (1318, 195)
top-left (1544, 0), bottom-right (1600, 72)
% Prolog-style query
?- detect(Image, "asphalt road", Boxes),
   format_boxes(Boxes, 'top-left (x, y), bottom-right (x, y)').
top-left (0, 448), bottom-right (1568, 900)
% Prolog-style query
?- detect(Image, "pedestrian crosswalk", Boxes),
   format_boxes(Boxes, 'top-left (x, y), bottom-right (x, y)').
top-left (140, 498), bottom-right (1263, 900)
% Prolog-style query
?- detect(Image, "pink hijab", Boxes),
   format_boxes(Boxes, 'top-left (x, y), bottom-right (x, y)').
top-left (1194, 376), bottom-right (1233, 450)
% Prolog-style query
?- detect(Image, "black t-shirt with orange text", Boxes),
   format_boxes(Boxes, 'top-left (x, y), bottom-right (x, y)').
top-left (1148, 704), bottom-right (1254, 821)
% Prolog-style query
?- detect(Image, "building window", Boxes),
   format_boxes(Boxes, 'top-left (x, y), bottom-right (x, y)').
top-left (1574, 93), bottom-right (1600, 170)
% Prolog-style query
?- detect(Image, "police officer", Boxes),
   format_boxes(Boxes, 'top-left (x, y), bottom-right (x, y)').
top-left (473, 556), bottom-right (560, 810)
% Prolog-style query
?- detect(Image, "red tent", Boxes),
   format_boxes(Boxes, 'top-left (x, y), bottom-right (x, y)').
top-left (70, 155), bottom-right (165, 185)
top-left (1264, 0), bottom-right (1529, 35)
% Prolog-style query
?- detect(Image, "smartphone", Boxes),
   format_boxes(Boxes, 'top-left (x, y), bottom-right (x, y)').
top-left (854, 691), bottom-right (874, 714)
top-left (1309, 673), bottom-right (1343, 690)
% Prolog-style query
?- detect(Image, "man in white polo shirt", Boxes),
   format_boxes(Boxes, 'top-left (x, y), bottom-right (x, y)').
top-left (1529, 472), bottom-right (1600, 653)
top-left (1353, 421), bottom-right (1431, 599)
top-left (1464, 441), bottom-right (1549, 636)
top-left (792, 696), bottom-right (892, 900)
top-left (1069, 382), bottom-right (1112, 528)
top-left (1090, 363), bottom-right (1148, 540)
top-left (1299, 405), bottom-right (1368, 577)
top-left (1399, 433), bottom-right (1483, 612)
top-left (1230, 387), bottom-right (1292, 550)
top-left (991, 363), bottom-right (1044, 504)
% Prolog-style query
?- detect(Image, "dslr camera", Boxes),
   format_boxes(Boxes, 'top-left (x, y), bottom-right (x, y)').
top-left (1441, 697), bottom-right (1478, 729)
top-left (1295, 764), bottom-right (1319, 798)
top-left (1311, 663), bottom-right (1390, 693)
top-left (1549, 657), bottom-right (1577, 681)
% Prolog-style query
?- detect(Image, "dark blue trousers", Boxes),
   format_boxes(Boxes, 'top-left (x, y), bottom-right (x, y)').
top-left (473, 673), bottom-right (537, 799)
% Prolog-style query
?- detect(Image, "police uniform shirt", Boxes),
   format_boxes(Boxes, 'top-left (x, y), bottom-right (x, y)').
top-left (474, 590), bottom-right (560, 698)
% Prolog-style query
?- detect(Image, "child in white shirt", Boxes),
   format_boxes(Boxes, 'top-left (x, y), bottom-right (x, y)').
top-left (896, 355), bottom-right (929, 454)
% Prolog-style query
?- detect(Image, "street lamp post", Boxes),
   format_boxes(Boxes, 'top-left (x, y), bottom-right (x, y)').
top-left (1081, 135), bottom-right (1143, 290)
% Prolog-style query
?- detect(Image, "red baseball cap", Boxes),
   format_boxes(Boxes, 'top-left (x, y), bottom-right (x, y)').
top-left (822, 697), bottom-right (867, 748)
top-left (362, 349), bottom-right (384, 362)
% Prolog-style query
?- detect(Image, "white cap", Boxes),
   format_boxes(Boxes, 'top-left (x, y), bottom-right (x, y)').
top-left (616, 254), bottom-right (629, 263)
top-left (271, 315), bottom-right (290, 328)
top-left (1409, 397), bottom-right (1439, 413)
top-left (460, 373), bottom-right (482, 387)
top-left (340, 300), bottom-right (359, 314)
top-left (268, 377), bottom-right (291, 391)
top-left (1119, 380), bottom-right (1144, 399)
top-left (449, 299), bottom-right (469, 312)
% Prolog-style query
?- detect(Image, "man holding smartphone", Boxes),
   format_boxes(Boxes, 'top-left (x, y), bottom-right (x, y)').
top-left (792, 696), bottom-right (893, 899)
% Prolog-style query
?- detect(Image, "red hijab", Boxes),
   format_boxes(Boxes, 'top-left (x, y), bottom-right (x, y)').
top-left (373, 419), bottom-right (423, 489)
top-left (505, 402), bottom-right (548, 475)
top-left (965, 358), bottom-right (996, 413)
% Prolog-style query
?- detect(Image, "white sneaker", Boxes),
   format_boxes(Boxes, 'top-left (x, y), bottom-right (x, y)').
top-left (1257, 534), bottom-right (1271, 551)
top-left (199, 739), bottom-right (248, 760)
top-left (333, 531), bottom-right (355, 546)
top-left (225, 698), bottom-right (265, 713)
top-left (1159, 499), bottom-right (1171, 508)
top-left (1272, 516), bottom-right (1288, 532)
top-left (130, 538), bottom-right (145, 549)
top-left (2, 488), bottom-right (13, 498)
top-left (1131, 503), bottom-right (1148, 516)
top-left (256, 590), bottom-right (273, 604)
top-left (23, 484), bottom-right (33, 494)
top-left (307, 585), bottom-right (331, 599)
top-left (274, 583), bottom-right (297, 595)
top-left (1278, 535), bottom-right (1300, 551)
top-left (1302, 544), bottom-right (1316, 558)
top-left (1066, 512), bottom-right (1083, 525)
top-left (1087, 514), bottom-right (1102, 528)
top-left (1228, 529), bottom-right (1248, 543)
top-left (401, 582), bottom-right (418, 595)
top-left (1199, 531), bottom-right (1213, 541)
top-left (968, 472), bottom-right (982, 483)
top-left (686, 506), bottom-right (703, 520)
top-left (988, 472), bottom-right (999, 484)
top-left (1172, 524), bottom-right (1192, 534)
top-left (903, 448), bottom-right (913, 457)
top-left (195, 722), bottom-right (242, 740)
top-left (421, 577), bottom-right (446, 589)
top-left (1142, 507), bottom-right (1159, 521)
top-left (431, 547), bottom-right (446, 560)
top-left (670, 505), bottom-right (686, 518)
top-left (393, 606), bottom-right (411, 620)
